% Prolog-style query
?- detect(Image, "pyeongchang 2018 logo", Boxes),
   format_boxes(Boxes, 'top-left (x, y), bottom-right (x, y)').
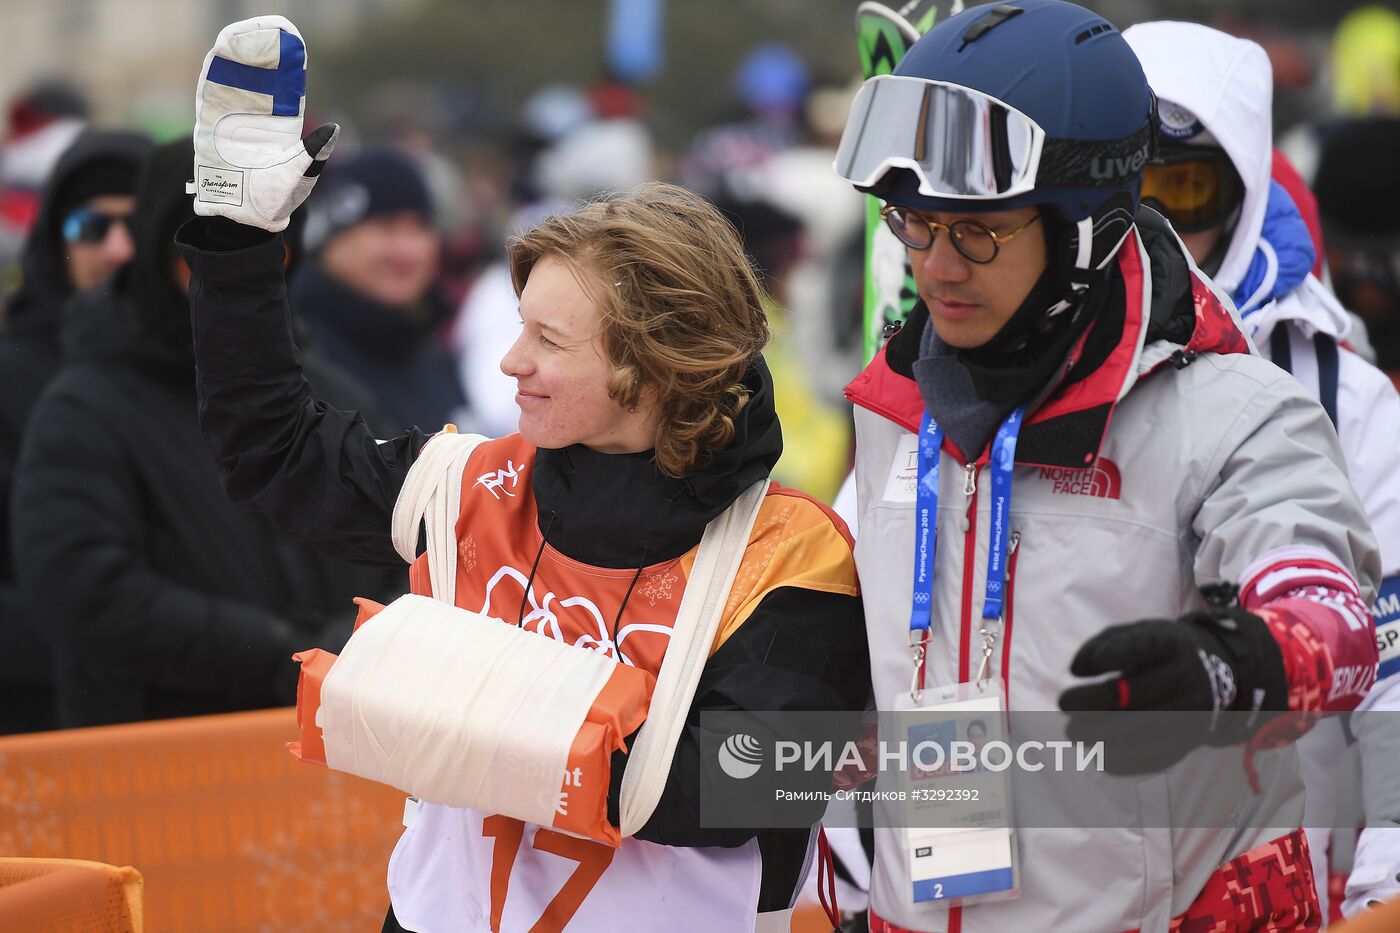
top-left (1039, 458), bottom-right (1121, 499)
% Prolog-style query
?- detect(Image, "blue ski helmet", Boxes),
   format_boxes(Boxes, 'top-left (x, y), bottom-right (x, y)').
top-left (836, 0), bottom-right (1158, 280)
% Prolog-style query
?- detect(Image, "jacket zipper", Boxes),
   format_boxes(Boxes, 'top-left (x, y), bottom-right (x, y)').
top-left (946, 462), bottom-right (981, 933)
top-left (958, 462), bottom-right (979, 683)
top-left (1001, 532), bottom-right (1021, 707)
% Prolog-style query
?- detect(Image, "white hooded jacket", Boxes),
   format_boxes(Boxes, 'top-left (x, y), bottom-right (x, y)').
top-left (1127, 20), bottom-right (1400, 918)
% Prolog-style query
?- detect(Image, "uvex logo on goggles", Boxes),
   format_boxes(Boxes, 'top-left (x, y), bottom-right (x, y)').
top-left (1090, 144), bottom-right (1150, 181)
top-left (835, 75), bottom-right (1156, 199)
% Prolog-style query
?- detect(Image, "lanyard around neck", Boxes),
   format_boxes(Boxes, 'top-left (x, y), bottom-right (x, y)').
top-left (907, 407), bottom-right (1024, 692)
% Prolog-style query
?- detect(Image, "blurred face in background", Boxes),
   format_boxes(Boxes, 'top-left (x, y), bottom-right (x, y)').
top-left (1328, 246), bottom-right (1400, 325)
top-left (319, 211), bottom-right (439, 308)
top-left (64, 194), bottom-right (136, 291)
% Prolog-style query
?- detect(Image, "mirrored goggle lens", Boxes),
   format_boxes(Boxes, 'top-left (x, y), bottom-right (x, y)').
top-left (835, 75), bottom-right (1046, 200)
top-left (1140, 159), bottom-right (1240, 231)
top-left (63, 209), bottom-right (128, 244)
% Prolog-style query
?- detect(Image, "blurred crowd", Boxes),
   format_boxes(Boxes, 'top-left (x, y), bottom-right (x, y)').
top-left (1, 3), bottom-right (1399, 930)
top-left (0, 25), bottom-right (876, 737)
top-left (0, 0), bottom-right (1397, 738)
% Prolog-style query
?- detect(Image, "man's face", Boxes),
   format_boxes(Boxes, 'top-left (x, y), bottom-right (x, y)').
top-left (64, 194), bottom-right (136, 292)
top-left (905, 205), bottom-right (1048, 349)
top-left (320, 212), bottom-right (440, 309)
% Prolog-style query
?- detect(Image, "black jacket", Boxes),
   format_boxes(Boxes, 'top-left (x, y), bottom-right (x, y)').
top-left (177, 216), bottom-right (870, 913)
top-left (9, 141), bottom-right (399, 727)
top-left (291, 261), bottom-right (466, 433)
top-left (0, 129), bottom-right (151, 733)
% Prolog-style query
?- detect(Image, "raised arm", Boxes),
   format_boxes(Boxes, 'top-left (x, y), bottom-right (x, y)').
top-left (178, 218), bottom-right (427, 565)
top-left (178, 16), bottom-right (432, 565)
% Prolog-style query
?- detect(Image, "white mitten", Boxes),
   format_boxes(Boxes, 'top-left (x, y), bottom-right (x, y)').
top-left (190, 16), bottom-right (338, 232)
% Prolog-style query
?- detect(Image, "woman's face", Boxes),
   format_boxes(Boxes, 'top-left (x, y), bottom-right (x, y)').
top-left (501, 254), bottom-right (659, 453)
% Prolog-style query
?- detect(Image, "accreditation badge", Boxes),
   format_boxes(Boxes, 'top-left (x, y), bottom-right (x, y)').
top-left (890, 680), bottom-right (1019, 906)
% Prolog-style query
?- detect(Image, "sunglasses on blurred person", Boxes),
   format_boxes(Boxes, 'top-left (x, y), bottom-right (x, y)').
top-left (63, 206), bottom-right (133, 245)
top-left (1141, 147), bottom-right (1244, 233)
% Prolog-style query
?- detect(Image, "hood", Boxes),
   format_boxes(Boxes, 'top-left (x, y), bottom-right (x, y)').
top-left (1124, 21), bottom-right (1273, 295)
top-left (531, 357), bottom-right (783, 568)
top-left (1229, 179), bottom-right (1317, 318)
top-left (125, 137), bottom-right (197, 364)
top-left (845, 212), bottom-right (1250, 469)
top-left (1244, 274), bottom-right (1354, 349)
top-left (5, 128), bottom-right (151, 338)
top-left (59, 138), bottom-right (197, 374)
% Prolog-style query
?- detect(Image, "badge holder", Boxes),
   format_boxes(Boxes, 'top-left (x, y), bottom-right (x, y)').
top-left (891, 659), bottom-right (1019, 907)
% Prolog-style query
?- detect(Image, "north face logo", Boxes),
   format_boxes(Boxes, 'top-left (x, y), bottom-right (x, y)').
top-left (1039, 458), bottom-right (1121, 499)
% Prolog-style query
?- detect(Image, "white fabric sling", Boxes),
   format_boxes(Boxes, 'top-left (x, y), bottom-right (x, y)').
top-left (389, 430), bottom-right (488, 602)
top-left (318, 592), bottom-right (625, 825)
top-left (320, 431), bottom-right (768, 837)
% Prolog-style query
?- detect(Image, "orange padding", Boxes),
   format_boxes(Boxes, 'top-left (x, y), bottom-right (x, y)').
top-left (289, 597), bottom-right (384, 766)
top-left (0, 858), bottom-right (143, 933)
top-left (291, 595), bottom-right (654, 847)
top-left (555, 662), bottom-right (653, 847)
top-left (0, 710), bottom-right (405, 932)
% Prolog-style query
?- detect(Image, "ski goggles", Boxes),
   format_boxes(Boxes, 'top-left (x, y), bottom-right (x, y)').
top-left (1140, 148), bottom-right (1243, 233)
top-left (835, 75), bottom-right (1157, 201)
top-left (62, 207), bottom-right (132, 245)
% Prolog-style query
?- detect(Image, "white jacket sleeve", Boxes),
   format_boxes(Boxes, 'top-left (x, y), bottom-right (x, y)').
top-left (1336, 349), bottom-right (1400, 579)
top-left (1192, 368), bottom-right (1381, 712)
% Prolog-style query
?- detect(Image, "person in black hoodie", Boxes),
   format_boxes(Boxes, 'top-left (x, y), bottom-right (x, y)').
top-left (9, 138), bottom-right (399, 727)
top-left (0, 128), bottom-right (151, 733)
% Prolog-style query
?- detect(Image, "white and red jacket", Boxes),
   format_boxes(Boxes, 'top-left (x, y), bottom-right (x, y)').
top-left (846, 215), bottom-right (1379, 933)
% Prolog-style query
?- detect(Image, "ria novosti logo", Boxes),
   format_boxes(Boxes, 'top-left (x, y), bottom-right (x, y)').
top-left (718, 734), bottom-right (764, 779)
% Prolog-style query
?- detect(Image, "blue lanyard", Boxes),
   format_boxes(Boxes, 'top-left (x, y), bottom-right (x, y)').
top-left (908, 407), bottom-right (1024, 640)
top-left (909, 410), bottom-right (942, 636)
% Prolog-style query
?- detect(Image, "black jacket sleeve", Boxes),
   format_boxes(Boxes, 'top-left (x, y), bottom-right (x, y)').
top-left (176, 217), bottom-right (426, 565)
top-left (10, 384), bottom-right (303, 719)
top-left (613, 585), bottom-right (870, 848)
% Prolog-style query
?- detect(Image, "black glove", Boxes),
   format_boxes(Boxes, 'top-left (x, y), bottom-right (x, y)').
top-left (1058, 606), bottom-right (1289, 773)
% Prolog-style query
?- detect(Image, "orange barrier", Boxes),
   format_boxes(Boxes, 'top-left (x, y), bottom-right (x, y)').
top-left (0, 857), bottom-right (143, 933)
top-left (0, 708), bottom-right (841, 931)
top-left (0, 708), bottom-right (404, 932)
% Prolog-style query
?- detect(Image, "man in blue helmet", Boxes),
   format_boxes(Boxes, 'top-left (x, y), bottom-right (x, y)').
top-left (835, 1), bottom-right (1379, 929)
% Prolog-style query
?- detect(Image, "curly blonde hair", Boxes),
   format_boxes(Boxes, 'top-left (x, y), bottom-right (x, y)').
top-left (507, 183), bottom-right (770, 478)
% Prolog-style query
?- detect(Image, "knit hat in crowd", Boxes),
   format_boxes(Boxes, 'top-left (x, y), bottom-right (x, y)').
top-left (50, 152), bottom-right (143, 225)
top-left (303, 146), bottom-right (434, 251)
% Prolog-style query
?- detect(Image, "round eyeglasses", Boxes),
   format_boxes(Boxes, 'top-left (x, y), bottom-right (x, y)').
top-left (880, 206), bottom-right (1041, 264)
